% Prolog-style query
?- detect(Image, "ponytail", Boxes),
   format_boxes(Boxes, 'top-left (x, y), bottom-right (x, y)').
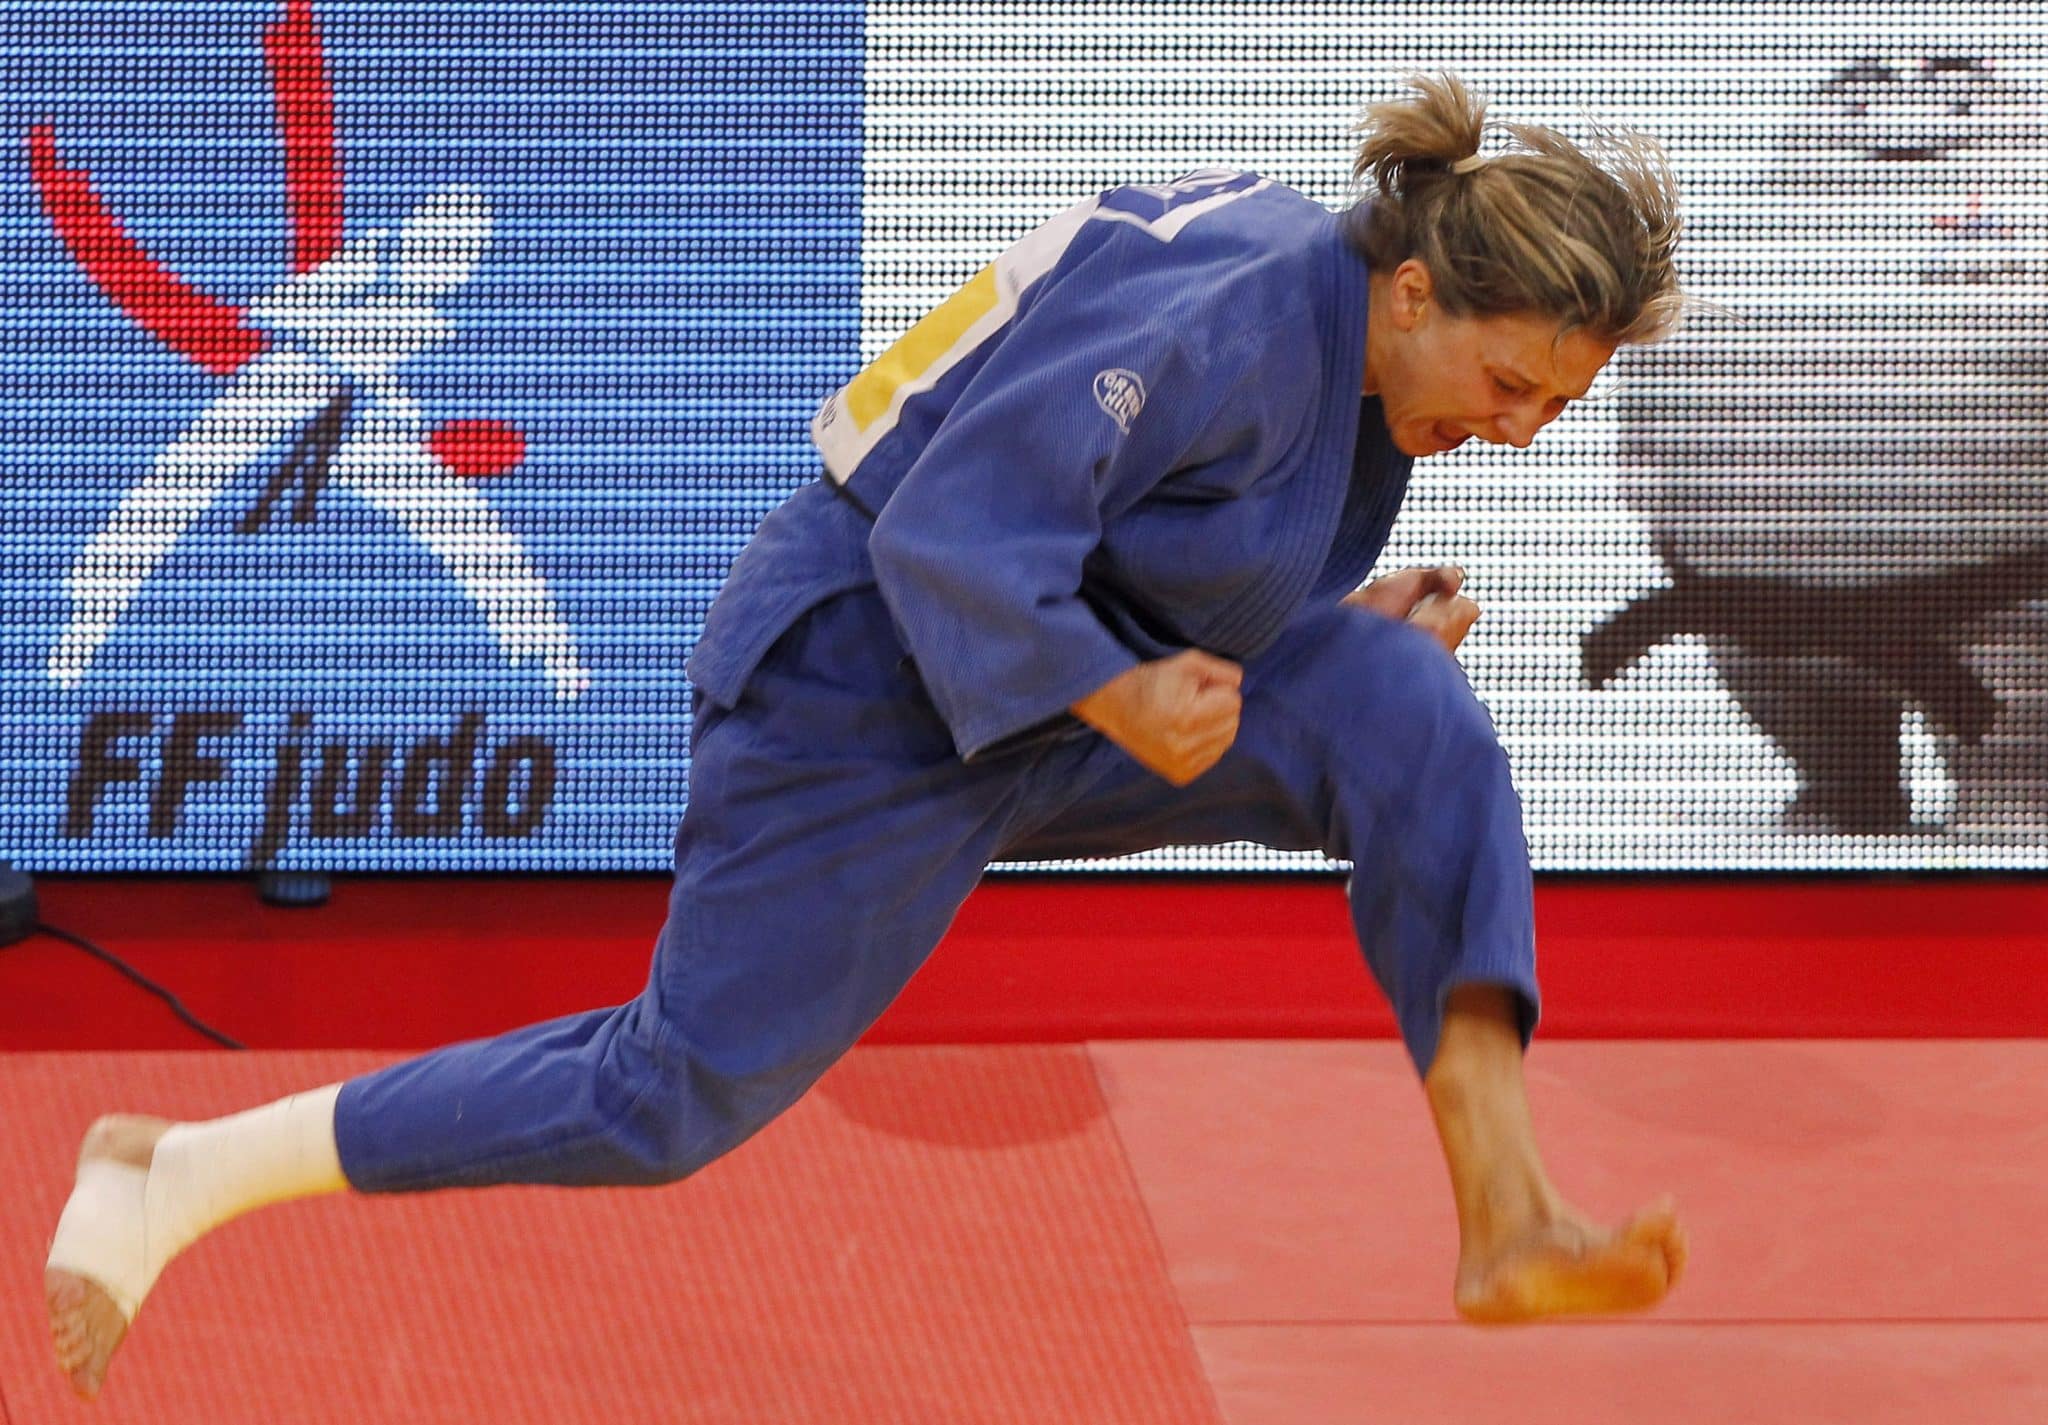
top-left (1345, 73), bottom-right (1688, 345)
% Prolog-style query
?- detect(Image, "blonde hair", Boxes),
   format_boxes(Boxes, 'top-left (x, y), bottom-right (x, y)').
top-left (1345, 73), bottom-right (1686, 345)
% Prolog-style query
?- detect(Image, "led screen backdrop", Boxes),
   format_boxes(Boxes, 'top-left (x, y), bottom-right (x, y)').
top-left (3, 1), bottom-right (2044, 871)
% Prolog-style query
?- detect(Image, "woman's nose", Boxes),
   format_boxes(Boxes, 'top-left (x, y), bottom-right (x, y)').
top-left (1493, 409), bottom-right (1541, 448)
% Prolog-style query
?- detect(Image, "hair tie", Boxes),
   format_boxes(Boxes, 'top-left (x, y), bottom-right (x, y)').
top-left (1450, 153), bottom-right (1488, 175)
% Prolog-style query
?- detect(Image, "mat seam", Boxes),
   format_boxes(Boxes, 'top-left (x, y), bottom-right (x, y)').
top-left (1082, 1041), bottom-right (1235, 1425)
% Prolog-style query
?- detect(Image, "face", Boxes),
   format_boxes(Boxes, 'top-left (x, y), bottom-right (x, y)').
top-left (1365, 259), bottom-right (1619, 458)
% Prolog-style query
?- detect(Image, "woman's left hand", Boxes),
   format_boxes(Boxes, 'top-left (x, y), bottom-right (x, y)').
top-left (1343, 564), bottom-right (1480, 653)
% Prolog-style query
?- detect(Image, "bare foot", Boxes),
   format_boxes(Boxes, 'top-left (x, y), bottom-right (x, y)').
top-left (1454, 1197), bottom-right (1688, 1324)
top-left (46, 1114), bottom-right (174, 1400)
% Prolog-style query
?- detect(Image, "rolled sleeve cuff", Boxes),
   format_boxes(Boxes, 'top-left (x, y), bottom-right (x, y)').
top-left (946, 637), bottom-right (1140, 763)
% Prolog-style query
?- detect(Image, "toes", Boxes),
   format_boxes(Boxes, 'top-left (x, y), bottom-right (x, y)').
top-left (67, 1362), bottom-right (105, 1402)
top-left (1624, 1198), bottom-right (1681, 1238)
top-left (1619, 1199), bottom-right (1687, 1283)
top-left (58, 1334), bottom-right (110, 1399)
top-left (51, 1322), bottom-right (90, 1377)
top-left (1665, 1220), bottom-right (1690, 1288)
top-left (45, 1269), bottom-right (125, 1399)
top-left (1456, 1198), bottom-right (1689, 1326)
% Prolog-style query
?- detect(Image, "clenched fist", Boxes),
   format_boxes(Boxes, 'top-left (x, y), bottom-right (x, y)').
top-left (1344, 564), bottom-right (1481, 654)
top-left (1069, 648), bottom-right (1243, 786)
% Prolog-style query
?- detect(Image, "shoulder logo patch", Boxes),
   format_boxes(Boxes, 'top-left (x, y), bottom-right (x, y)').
top-left (1093, 368), bottom-right (1146, 433)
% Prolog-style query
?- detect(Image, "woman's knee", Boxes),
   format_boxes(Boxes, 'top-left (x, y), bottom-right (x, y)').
top-left (603, 984), bottom-right (846, 1185)
top-left (1274, 608), bottom-right (1499, 756)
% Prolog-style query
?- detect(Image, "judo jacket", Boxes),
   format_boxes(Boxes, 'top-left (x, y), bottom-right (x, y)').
top-left (686, 169), bottom-right (1417, 761)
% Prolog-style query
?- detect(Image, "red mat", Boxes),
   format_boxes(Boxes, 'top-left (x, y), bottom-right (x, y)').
top-left (2, 1050), bottom-right (1221, 1425)
top-left (7, 1041), bottom-right (2048, 1423)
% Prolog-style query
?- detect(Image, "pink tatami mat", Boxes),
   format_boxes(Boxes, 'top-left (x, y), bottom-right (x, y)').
top-left (1188, 1324), bottom-right (2048, 1425)
top-left (1087, 1040), bottom-right (2048, 1325)
top-left (6, 1041), bottom-right (2047, 1423)
top-left (1089, 1040), bottom-right (2048, 1424)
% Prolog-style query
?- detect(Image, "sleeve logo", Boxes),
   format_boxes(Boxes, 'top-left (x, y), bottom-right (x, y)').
top-left (1093, 368), bottom-right (1146, 433)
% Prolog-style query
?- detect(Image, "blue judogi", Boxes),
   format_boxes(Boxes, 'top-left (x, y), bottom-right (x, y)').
top-left (334, 173), bottom-right (1540, 1192)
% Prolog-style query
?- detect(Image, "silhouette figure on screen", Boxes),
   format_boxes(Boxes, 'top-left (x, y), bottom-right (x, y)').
top-left (1583, 539), bottom-right (2048, 832)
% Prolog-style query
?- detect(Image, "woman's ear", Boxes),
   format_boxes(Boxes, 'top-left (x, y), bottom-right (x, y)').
top-left (1389, 258), bottom-right (1434, 332)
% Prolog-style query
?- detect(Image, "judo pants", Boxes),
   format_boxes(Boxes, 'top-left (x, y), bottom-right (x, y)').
top-left (334, 589), bottom-right (1538, 1192)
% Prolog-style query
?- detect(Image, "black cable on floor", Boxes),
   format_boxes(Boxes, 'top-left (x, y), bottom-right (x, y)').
top-left (33, 923), bottom-right (247, 1051)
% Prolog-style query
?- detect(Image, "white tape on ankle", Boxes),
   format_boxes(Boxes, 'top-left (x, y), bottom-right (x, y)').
top-left (45, 1160), bottom-right (153, 1323)
top-left (44, 1086), bottom-right (346, 1326)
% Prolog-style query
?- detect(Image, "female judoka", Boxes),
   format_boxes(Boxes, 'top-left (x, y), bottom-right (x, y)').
top-left (47, 73), bottom-right (1690, 1399)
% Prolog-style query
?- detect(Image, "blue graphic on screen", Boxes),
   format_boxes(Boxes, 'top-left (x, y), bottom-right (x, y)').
top-left (0, 1), bottom-right (864, 869)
